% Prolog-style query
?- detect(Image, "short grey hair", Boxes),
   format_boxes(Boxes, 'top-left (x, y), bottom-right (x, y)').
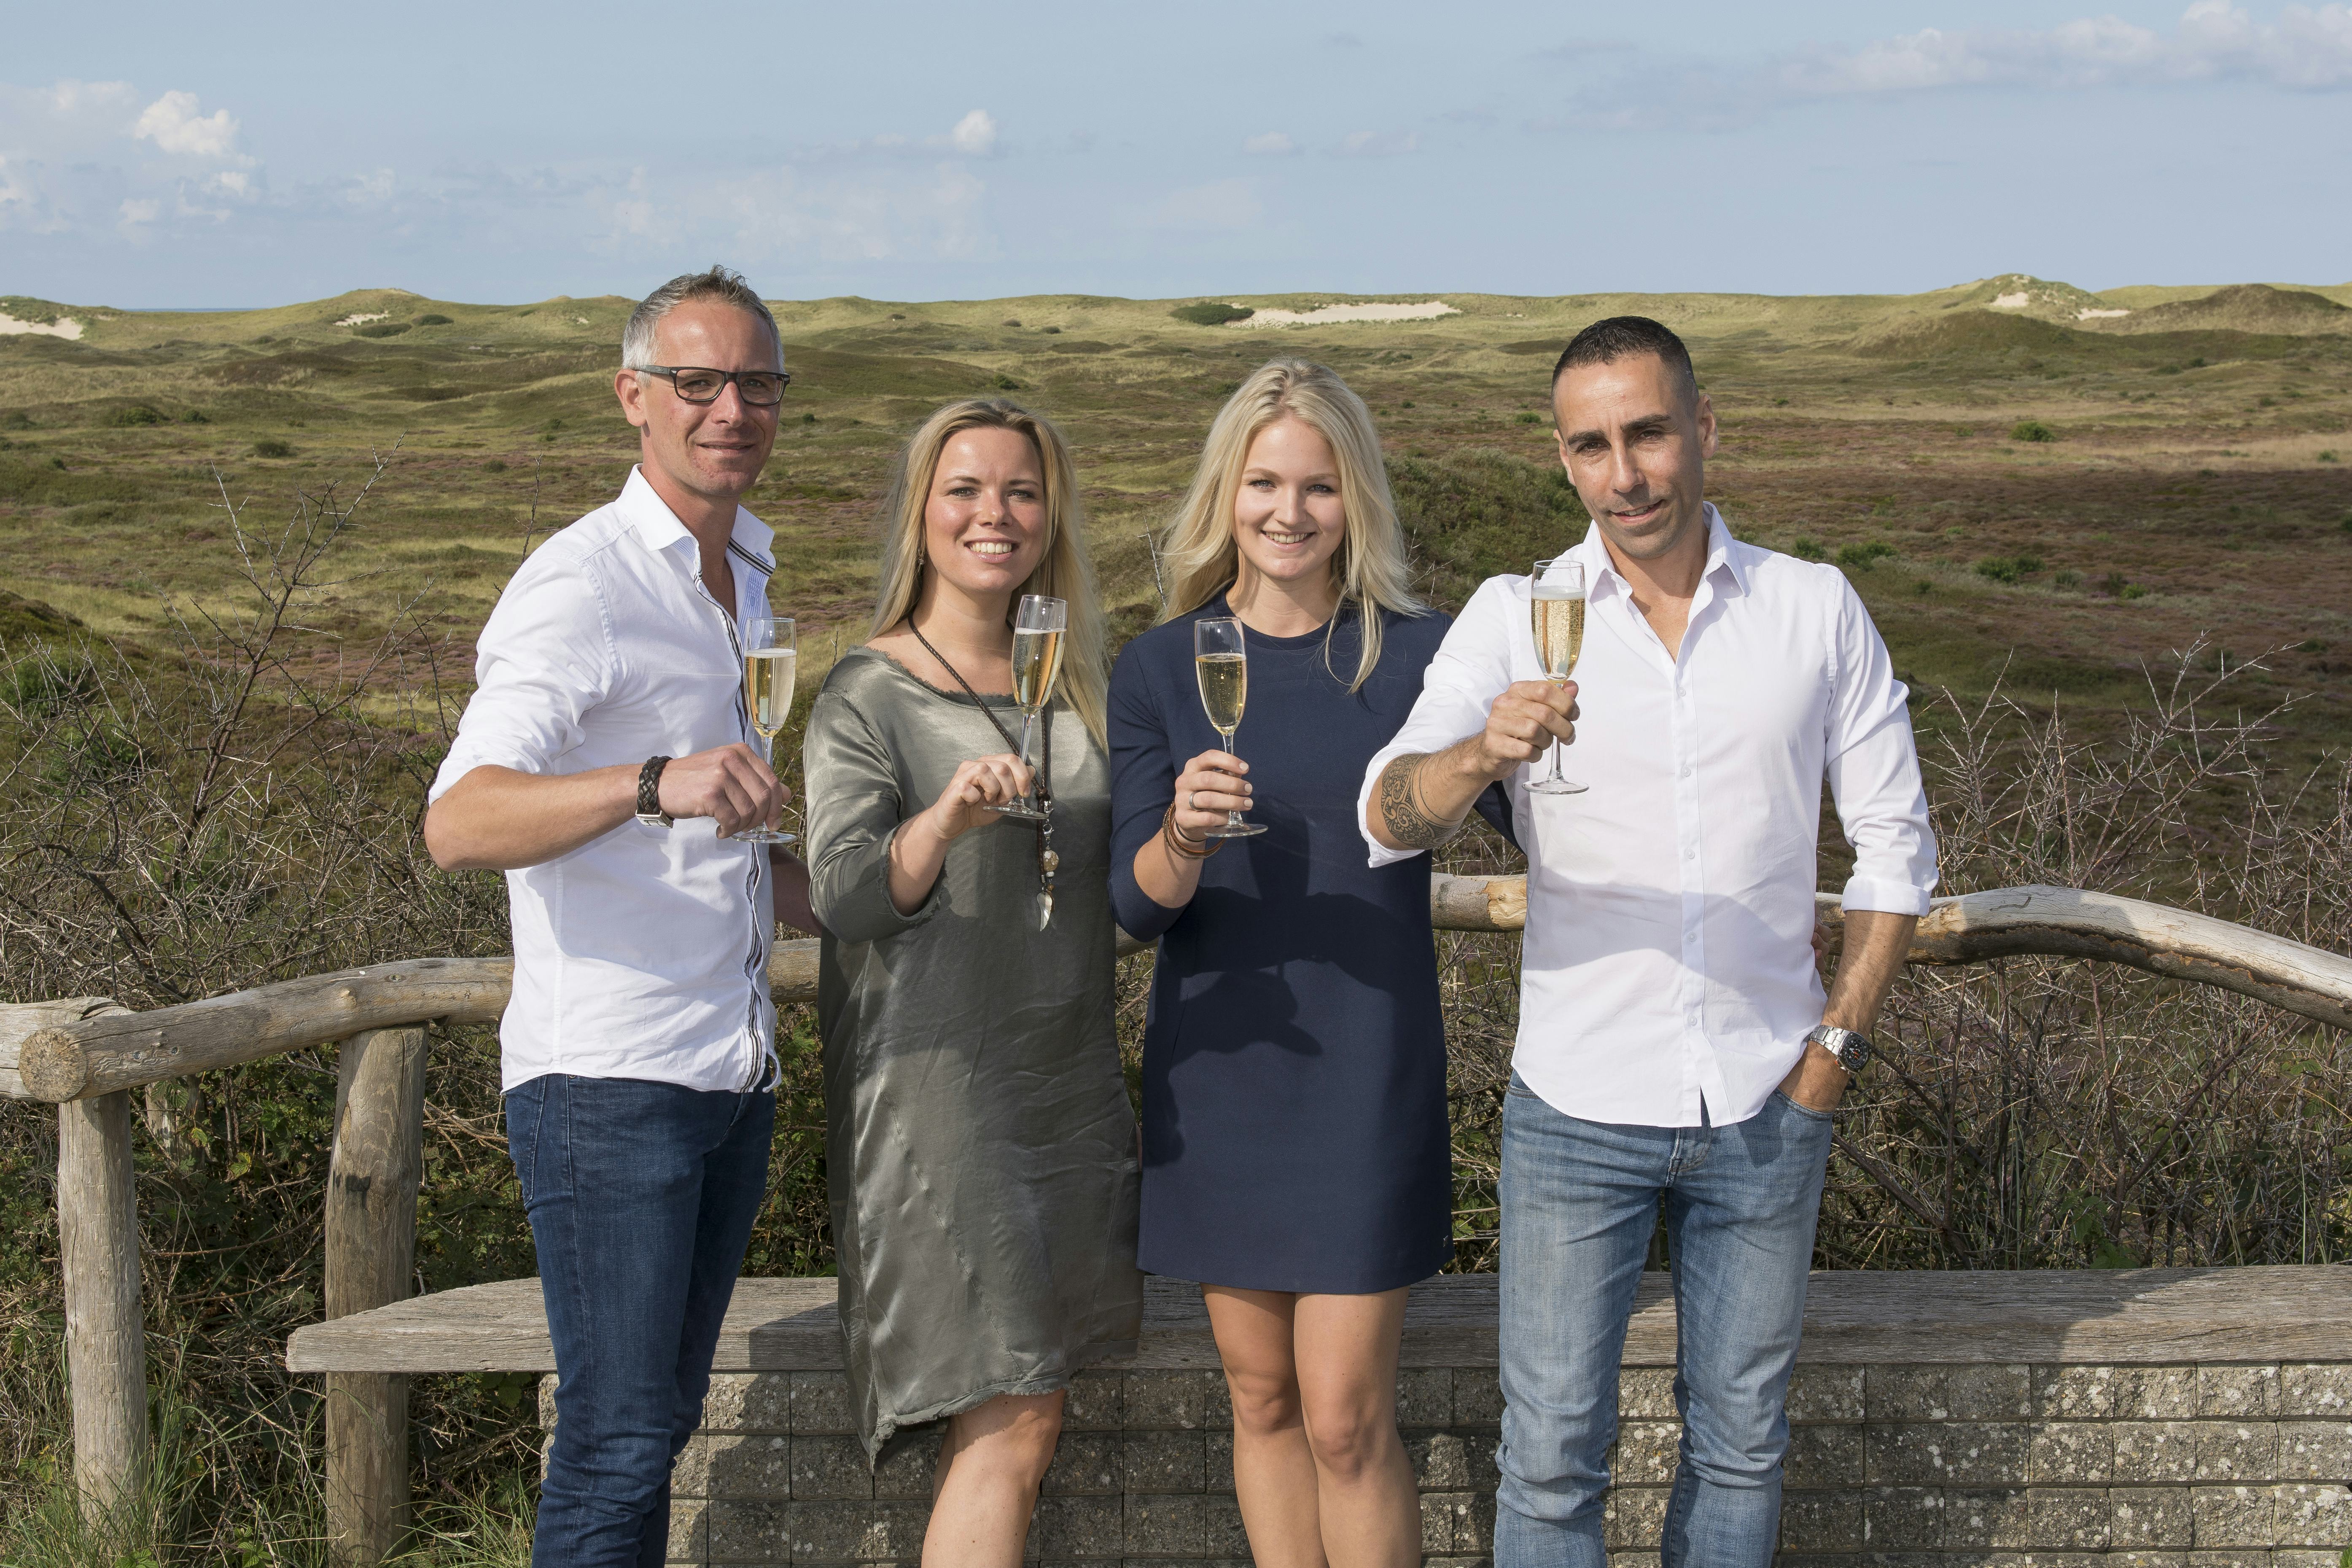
top-left (621, 265), bottom-right (783, 370)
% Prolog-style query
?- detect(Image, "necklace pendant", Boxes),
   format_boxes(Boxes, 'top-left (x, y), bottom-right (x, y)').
top-left (1039, 847), bottom-right (1060, 874)
top-left (1037, 889), bottom-right (1054, 928)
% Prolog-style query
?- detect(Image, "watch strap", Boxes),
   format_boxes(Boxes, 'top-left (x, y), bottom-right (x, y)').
top-left (636, 755), bottom-right (674, 827)
top-left (1805, 1024), bottom-right (1873, 1074)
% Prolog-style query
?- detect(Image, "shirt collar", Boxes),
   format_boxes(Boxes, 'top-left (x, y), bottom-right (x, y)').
top-left (617, 465), bottom-right (776, 575)
top-left (1575, 502), bottom-right (1745, 600)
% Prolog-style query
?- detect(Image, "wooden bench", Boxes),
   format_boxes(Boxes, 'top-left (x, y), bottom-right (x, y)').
top-left (289, 1267), bottom-right (2352, 1565)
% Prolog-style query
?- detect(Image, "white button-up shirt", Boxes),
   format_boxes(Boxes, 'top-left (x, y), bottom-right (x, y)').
top-left (1359, 507), bottom-right (1937, 1128)
top-left (430, 467), bottom-right (779, 1095)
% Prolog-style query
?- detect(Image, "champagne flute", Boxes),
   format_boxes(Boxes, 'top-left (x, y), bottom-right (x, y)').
top-left (736, 614), bottom-right (798, 842)
top-left (1526, 557), bottom-right (1588, 797)
top-left (1193, 616), bottom-right (1267, 839)
top-left (989, 594), bottom-right (1065, 824)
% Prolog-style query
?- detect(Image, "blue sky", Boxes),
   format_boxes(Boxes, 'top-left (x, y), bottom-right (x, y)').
top-left (3, 0), bottom-right (2347, 308)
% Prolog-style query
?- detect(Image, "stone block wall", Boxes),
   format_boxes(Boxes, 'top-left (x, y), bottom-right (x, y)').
top-left (542, 1358), bottom-right (2352, 1565)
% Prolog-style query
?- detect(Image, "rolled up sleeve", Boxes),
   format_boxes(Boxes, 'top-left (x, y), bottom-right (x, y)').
top-left (429, 553), bottom-right (615, 804)
top-left (1824, 581), bottom-right (1938, 915)
top-left (1356, 575), bottom-right (1520, 867)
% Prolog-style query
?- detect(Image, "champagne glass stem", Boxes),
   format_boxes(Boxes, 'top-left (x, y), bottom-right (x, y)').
top-left (1545, 686), bottom-right (1567, 787)
top-left (1014, 709), bottom-right (1037, 813)
top-left (1223, 732), bottom-right (1249, 833)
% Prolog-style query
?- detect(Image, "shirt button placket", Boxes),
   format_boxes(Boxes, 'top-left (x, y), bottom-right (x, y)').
top-left (1673, 669), bottom-right (1707, 1109)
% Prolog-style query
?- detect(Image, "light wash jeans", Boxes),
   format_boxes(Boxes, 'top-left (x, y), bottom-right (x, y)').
top-left (507, 1073), bottom-right (775, 1568)
top-left (1493, 1073), bottom-right (1833, 1568)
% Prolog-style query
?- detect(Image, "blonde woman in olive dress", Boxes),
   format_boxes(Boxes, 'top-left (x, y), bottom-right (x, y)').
top-left (802, 398), bottom-right (1141, 1564)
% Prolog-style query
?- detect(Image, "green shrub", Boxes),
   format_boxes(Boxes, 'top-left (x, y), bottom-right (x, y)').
top-left (802, 412), bottom-right (818, 424)
top-left (415, 313), bottom-right (454, 326)
top-left (1913, 578), bottom-right (1934, 595)
top-left (2010, 420), bottom-right (2056, 443)
top-left (111, 404), bottom-right (164, 427)
top-left (1790, 536), bottom-right (1825, 560)
top-left (1515, 411), bottom-right (1543, 425)
top-left (1001, 318), bottom-right (1022, 327)
top-left (1, 409), bottom-right (32, 429)
top-left (2320, 449), bottom-right (2339, 463)
top-left (181, 409), bottom-right (210, 424)
top-left (1974, 554), bottom-right (2044, 584)
top-left (991, 373), bottom-right (1022, 390)
top-left (483, 458), bottom-right (507, 473)
top-left (252, 439), bottom-right (294, 458)
top-left (2121, 583), bottom-right (2149, 599)
top-left (2054, 569), bottom-right (2083, 589)
top-left (1170, 302), bottom-right (1255, 327)
top-left (354, 322), bottom-right (411, 338)
top-left (1837, 541), bottom-right (1896, 571)
top-left (1041, 325), bottom-right (1061, 334)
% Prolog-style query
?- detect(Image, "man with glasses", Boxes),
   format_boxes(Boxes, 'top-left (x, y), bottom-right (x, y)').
top-left (425, 266), bottom-right (812, 1568)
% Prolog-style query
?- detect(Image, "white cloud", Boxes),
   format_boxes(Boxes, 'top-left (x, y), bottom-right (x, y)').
top-left (1777, 2), bottom-right (2352, 97)
top-left (949, 109), bottom-right (997, 156)
top-left (1334, 129), bottom-right (1420, 157)
top-left (1243, 132), bottom-right (1298, 156)
top-left (133, 90), bottom-right (240, 158)
top-left (118, 197), bottom-right (159, 224)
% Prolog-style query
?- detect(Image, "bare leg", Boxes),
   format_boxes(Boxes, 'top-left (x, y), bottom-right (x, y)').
top-left (922, 1390), bottom-right (1064, 1568)
top-left (1294, 1289), bottom-right (1419, 1568)
top-left (1205, 1287), bottom-right (1327, 1568)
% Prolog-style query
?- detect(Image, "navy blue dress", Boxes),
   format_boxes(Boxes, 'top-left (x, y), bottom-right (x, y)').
top-left (1109, 595), bottom-right (1510, 1294)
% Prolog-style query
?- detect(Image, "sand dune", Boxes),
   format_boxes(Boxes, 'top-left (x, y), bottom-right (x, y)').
top-left (1237, 300), bottom-right (1459, 328)
top-left (0, 312), bottom-right (84, 340)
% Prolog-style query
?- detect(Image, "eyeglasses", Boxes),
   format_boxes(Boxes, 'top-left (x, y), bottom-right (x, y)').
top-left (631, 365), bottom-right (791, 406)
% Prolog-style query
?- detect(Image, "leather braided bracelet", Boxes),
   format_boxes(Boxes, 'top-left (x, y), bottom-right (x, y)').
top-left (1161, 802), bottom-right (1221, 860)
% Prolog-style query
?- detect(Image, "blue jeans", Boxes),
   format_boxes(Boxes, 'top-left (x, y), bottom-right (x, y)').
top-left (506, 1074), bottom-right (775, 1568)
top-left (1494, 1075), bottom-right (1833, 1568)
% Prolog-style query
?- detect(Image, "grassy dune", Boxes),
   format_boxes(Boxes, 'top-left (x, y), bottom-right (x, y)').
top-left (2, 273), bottom-right (2350, 760)
top-left (3, 277), bottom-right (2349, 1560)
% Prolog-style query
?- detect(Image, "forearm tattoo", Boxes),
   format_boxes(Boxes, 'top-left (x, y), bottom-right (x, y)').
top-left (1377, 754), bottom-right (1462, 850)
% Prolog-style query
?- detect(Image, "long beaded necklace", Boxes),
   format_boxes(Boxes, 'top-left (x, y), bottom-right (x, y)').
top-left (907, 621), bottom-right (1059, 926)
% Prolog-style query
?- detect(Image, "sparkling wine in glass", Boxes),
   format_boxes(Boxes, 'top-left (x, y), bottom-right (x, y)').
top-left (1527, 557), bottom-right (1588, 797)
top-left (736, 614), bottom-right (799, 842)
top-left (990, 594), bottom-right (1065, 824)
top-left (1193, 616), bottom-right (1266, 839)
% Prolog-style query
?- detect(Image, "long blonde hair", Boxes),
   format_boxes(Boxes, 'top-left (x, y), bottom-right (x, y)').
top-left (868, 398), bottom-right (1108, 750)
top-left (1158, 358), bottom-right (1424, 691)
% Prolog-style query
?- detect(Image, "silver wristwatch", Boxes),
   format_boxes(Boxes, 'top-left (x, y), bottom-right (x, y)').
top-left (1804, 1024), bottom-right (1874, 1076)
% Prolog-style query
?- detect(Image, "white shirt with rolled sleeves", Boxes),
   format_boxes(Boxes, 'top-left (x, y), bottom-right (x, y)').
top-left (1358, 506), bottom-right (1937, 1128)
top-left (429, 466), bottom-right (780, 1095)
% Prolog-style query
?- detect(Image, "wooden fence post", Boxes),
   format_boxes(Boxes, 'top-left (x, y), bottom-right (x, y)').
top-left (323, 1026), bottom-right (427, 1568)
top-left (57, 1089), bottom-right (149, 1522)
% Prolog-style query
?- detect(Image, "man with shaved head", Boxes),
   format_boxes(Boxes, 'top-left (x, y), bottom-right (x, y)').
top-left (1361, 317), bottom-right (1938, 1566)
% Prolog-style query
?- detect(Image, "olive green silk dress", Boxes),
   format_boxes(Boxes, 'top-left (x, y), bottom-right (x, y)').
top-left (803, 647), bottom-right (1142, 1459)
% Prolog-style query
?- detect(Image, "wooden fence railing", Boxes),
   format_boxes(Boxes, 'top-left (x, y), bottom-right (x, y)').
top-left (3, 877), bottom-right (2349, 1565)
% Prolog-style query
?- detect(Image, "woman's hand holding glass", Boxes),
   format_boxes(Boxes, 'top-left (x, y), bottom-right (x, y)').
top-left (922, 754), bottom-right (1035, 844)
top-left (1171, 749), bottom-right (1252, 841)
top-left (885, 752), bottom-right (1033, 917)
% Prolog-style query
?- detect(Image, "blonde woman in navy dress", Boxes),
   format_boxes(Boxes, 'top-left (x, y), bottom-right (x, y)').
top-left (1108, 359), bottom-right (1509, 1568)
